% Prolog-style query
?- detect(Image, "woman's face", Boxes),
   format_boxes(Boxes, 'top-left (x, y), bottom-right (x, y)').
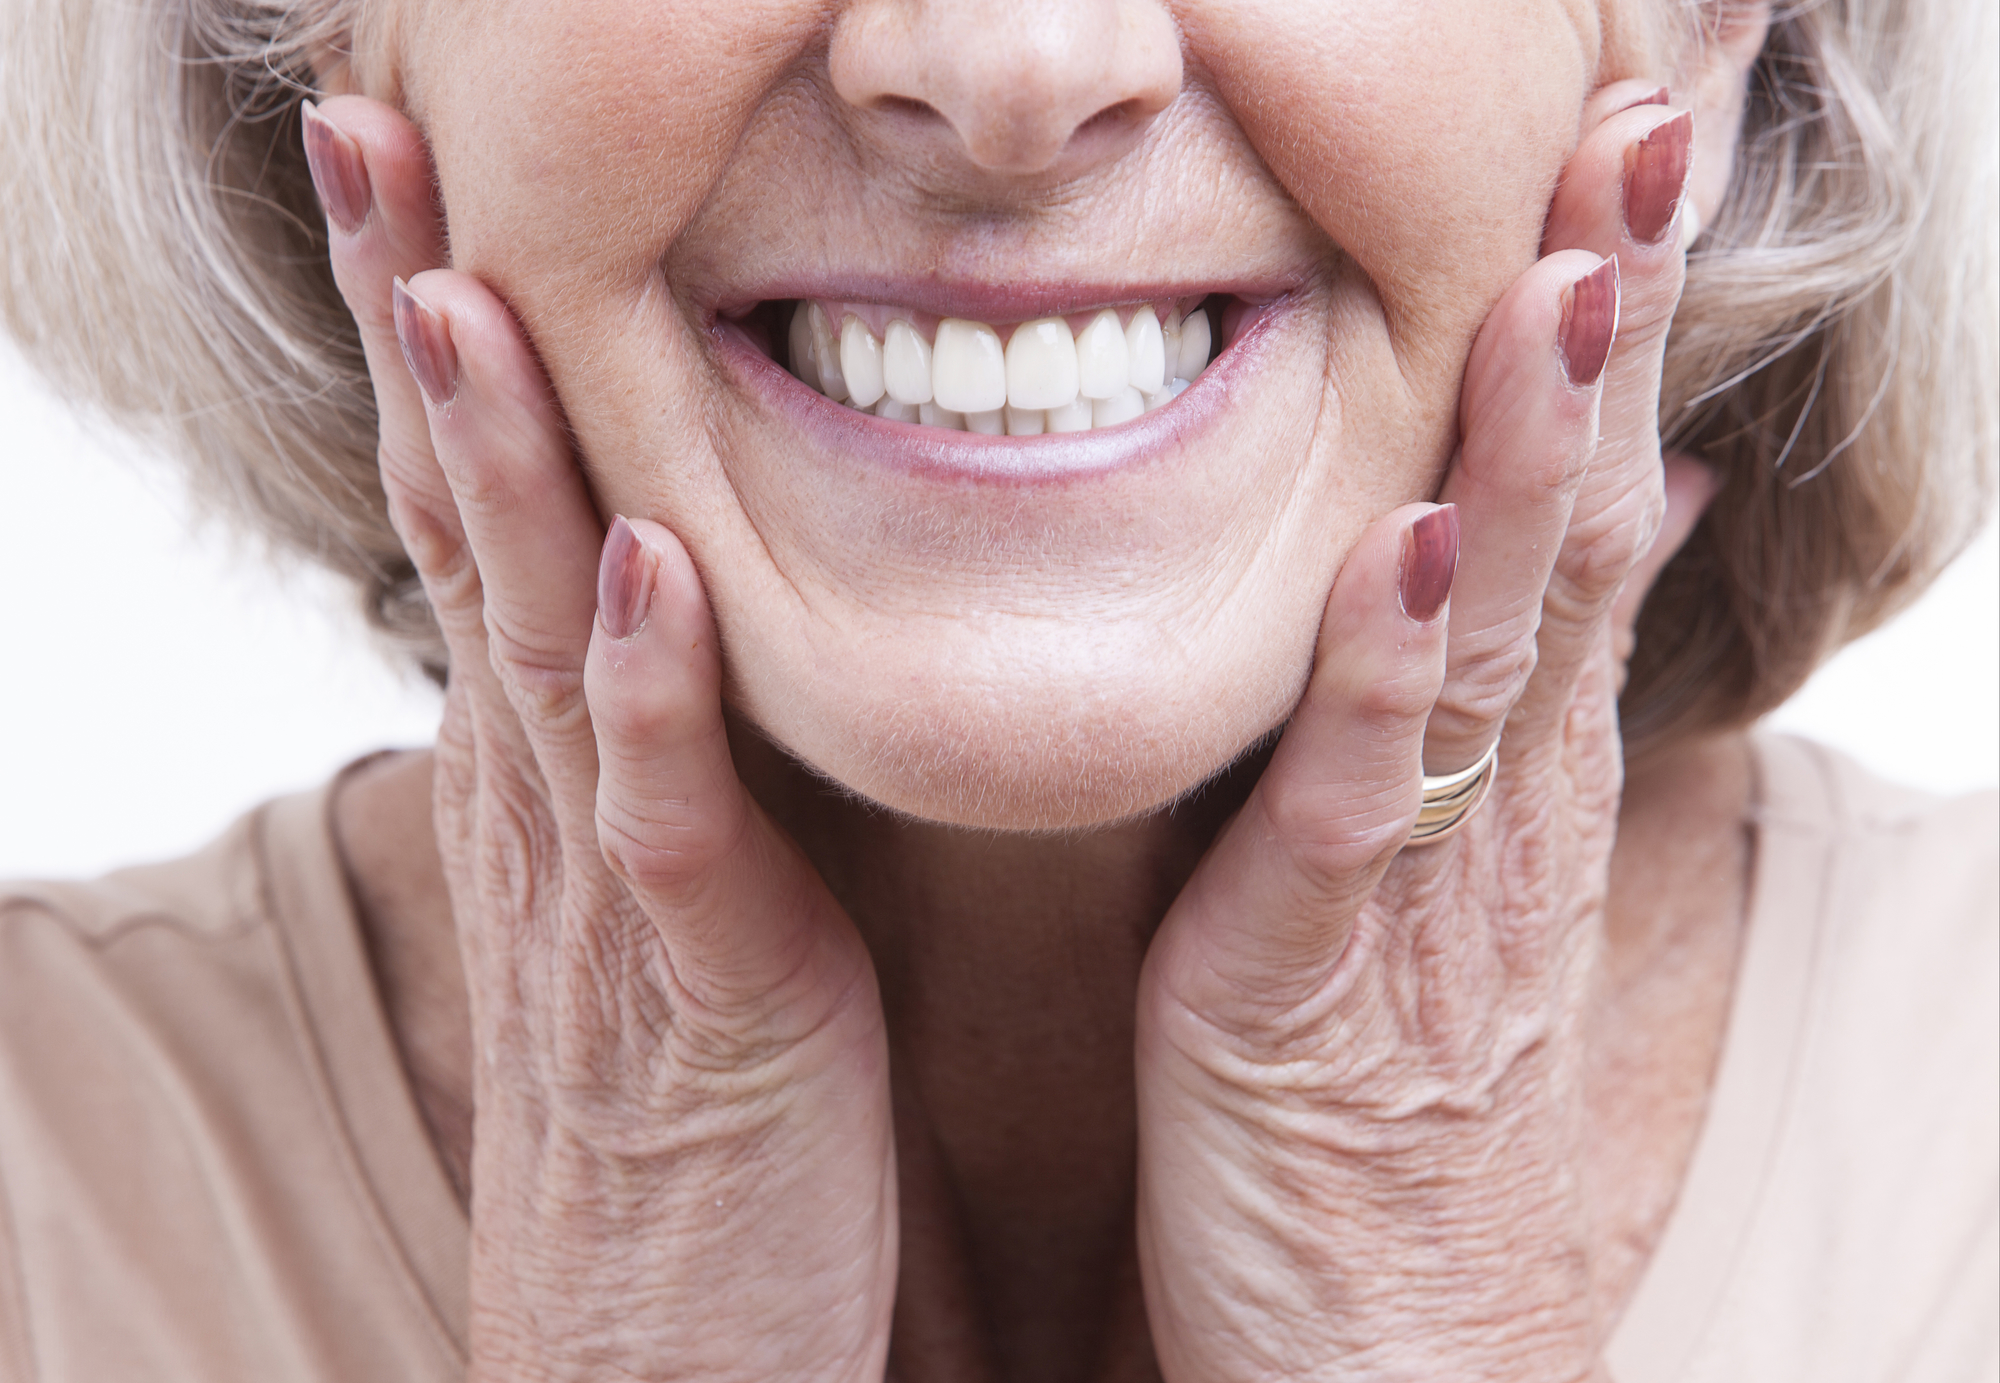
top-left (371, 0), bottom-right (1681, 829)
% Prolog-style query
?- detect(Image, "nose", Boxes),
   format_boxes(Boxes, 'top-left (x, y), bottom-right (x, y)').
top-left (829, 0), bottom-right (1183, 176)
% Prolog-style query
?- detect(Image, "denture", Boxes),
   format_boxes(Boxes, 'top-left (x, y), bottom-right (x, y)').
top-left (787, 299), bottom-right (1218, 434)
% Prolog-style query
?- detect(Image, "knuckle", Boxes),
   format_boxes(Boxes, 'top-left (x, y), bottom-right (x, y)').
top-left (1350, 667), bottom-right (1440, 731)
top-left (381, 468), bottom-right (460, 566)
top-left (1461, 424), bottom-right (1584, 501)
top-left (588, 669), bottom-right (674, 747)
top-left (441, 451), bottom-right (521, 522)
top-left (484, 617), bottom-right (587, 728)
top-left (1261, 773), bottom-right (1414, 882)
top-left (596, 793), bottom-right (748, 900)
top-left (376, 436), bottom-right (442, 506)
top-left (1440, 626), bottom-right (1540, 729)
top-left (1559, 485), bottom-right (1664, 596)
top-left (1562, 521), bottom-right (1645, 598)
top-left (417, 532), bottom-right (483, 618)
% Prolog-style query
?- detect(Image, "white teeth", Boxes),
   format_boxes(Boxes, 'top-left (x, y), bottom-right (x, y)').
top-left (1075, 309), bottom-right (1130, 400)
top-left (883, 319), bottom-right (934, 404)
top-left (789, 302), bottom-right (822, 391)
top-left (809, 303), bottom-right (848, 401)
top-left (1125, 306), bottom-right (1166, 395)
top-left (840, 314), bottom-right (886, 408)
top-left (1093, 385), bottom-right (1146, 429)
top-left (931, 318), bottom-right (1008, 414)
top-left (1177, 308), bottom-right (1211, 381)
top-left (1004, 404), bottom-right (1045, 436)
top-left (1046, 398), bottom-right (1094, 433)
top-left (794, 299), bottom-right (1220, 432)
top-left (1005, 317), bottom-right (1081, 410)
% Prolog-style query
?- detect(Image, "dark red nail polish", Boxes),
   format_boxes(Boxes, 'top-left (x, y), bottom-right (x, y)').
top-left (1623, 110), bottom-right (1693, 245)
top-left (393, 278), bottom-right (459, 405)
top-left (1400, 504), bottom-right (1459, 623)
top-left (1559, 258), bottom-right (1620, 390)
top-left (301, 101), bottom-right (371, 235)
top-left (598, 516), bottom-right (652, 640)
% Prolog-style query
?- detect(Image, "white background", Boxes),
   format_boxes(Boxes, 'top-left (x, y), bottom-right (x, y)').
top-left (3, 344), bottom-right (1995, 880)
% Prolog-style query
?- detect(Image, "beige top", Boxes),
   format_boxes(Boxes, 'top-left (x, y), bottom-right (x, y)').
top-left (0, 735), bottom-right (1991, 1381)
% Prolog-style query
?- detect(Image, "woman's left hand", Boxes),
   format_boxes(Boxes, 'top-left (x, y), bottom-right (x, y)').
top-left (1135, 87), bottom-right (1697, 1381)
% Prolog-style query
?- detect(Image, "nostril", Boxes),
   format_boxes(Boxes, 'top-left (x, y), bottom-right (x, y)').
top-left (876, 94), bottom-right (940, 122)
top-left (1078, 99), bottom-right (1144, 137)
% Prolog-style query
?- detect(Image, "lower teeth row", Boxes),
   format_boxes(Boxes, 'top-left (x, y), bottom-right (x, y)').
top-left (788, 300), bottom-right (1213, 434)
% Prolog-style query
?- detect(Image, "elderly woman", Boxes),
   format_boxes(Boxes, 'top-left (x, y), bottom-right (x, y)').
top-left (1, 0), bottom-right (1994, 1377)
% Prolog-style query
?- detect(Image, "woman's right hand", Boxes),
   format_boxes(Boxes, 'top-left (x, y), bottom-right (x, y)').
top-left (304, 96), bottom-right (897, 1382)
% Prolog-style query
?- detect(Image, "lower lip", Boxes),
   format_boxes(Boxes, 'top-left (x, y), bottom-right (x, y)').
top-left (710, 301), bottom-right (1286, 487)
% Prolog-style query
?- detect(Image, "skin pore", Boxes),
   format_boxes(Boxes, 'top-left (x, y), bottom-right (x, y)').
top-left (322, 0), bottom-right (1769, 1374)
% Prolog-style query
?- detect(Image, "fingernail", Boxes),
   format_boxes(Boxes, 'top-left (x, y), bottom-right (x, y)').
top-left (393, 278), bottom-right (459, 405)
top-left (1400, 504), bottom-right (1459, 623)
top-left (301, 100), bottom-right (371, 235)
top-left (1559, 258), bottom-right (1620, 390)
top-left (1623, 110), bottom-right (1693, 245)
top-left (598, 516), bottom-right (653, 640)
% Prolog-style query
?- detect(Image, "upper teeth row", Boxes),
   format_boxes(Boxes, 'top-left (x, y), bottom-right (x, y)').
top-left (788, 301), bottom-right (1213, 435)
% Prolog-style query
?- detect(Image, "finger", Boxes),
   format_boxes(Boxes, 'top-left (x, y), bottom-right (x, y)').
top-left (1421, 253), bottom-right (1617, 775)
top-left (394, 270), bottom-right (607, 841)
top-left (1511, 107), bottom-right (1695, 745)
top-left (586, 518), bottom-right (862, 1019)
top-left (303, 98), bottom-right (452, 530)
top-left (304, 100), bottom-right (522, 754)
top-left (1155, 503), bottom-right (1456, 1015)
top-left (1544, 104), bottom-right (1691, 486)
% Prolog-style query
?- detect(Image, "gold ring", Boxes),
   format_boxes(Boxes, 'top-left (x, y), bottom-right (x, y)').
top-left (1408, 740), bottom-right (1499, 845)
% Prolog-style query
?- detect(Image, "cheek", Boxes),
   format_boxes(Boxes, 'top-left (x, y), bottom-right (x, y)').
top-left (409, 0), bottom-right (823, 290)
top-left (1184, 0), bottom-right (1591, 359)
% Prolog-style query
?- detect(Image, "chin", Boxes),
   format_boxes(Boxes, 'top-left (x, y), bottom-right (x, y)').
top-left (725, 609), bottom-right (1313, 832)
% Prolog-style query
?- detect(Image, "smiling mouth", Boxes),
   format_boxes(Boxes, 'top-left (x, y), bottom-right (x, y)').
top-left (736, 295), bottom-right (1241, 435)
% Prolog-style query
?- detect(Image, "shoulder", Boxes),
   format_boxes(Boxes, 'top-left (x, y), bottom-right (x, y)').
top-left (1753, 730), bottom-right (1996, 956)
top-left (0, 806), bottom-right (290, 1382)
top-left (0, 784), bottom-right (468, 1380)
top-left (0, 807), bottom-right (270, 949)
top-left (0, 794), bottom-right (310, 1171)
top-left (0, 802), bottom-right (297, 1083)
top-left (1714, 735), bottom-right (1995, 1379)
